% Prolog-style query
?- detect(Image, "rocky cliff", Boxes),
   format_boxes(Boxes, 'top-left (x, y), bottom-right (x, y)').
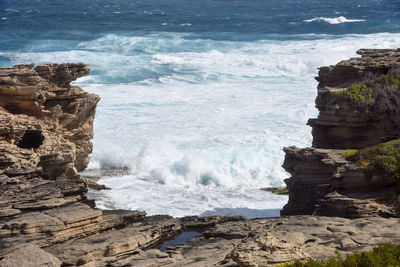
top-left (282, 49), bottom-right (400, 218)
top-left (0, 63), bottom-right (101, 254)
top-left (0, 63), bottom-right (99, 174)
top-left (1, 56), bottom-right (400, 267)
top-left (310, 49), bottom-right (400, 149)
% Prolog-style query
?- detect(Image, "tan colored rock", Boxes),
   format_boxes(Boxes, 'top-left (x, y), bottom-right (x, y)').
top-left (0, 63), bottom-right (99, 174)
top-left (45, 217), bottom-right (181, 266)
top-left (117, 249), bottom-right (178, 267)
top-left (148, 215), bottom-right (400, 267)
top-left (99, 210), bottom-right (146, 231)
top-left (231, 233), bottom-right (309, 266)
top-left (0, 244), bottom-right (61, 267)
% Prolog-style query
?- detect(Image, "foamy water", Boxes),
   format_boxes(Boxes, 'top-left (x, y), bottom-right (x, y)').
top-left (76, 33), bottom-right (399, 216)
top-left (3, 33), bottom-right (400, 216)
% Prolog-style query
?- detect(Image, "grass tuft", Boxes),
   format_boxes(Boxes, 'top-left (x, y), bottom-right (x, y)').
top-left (82, 178), bottom-right (110, 190)
top-left (271, 187), bottom-right (289, 195)
top-left (341, 149), bottom-right (358, 160)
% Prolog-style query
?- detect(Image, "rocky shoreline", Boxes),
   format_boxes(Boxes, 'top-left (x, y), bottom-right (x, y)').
top-left (1, 49), bottom-right (400, 266)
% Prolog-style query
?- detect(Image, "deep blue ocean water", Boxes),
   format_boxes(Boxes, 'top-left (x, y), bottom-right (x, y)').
top-left (1, 0), bottom-right (399, 217)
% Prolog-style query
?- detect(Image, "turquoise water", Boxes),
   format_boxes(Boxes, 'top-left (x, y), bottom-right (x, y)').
top-left (1, 0), bottom-right (400, 217)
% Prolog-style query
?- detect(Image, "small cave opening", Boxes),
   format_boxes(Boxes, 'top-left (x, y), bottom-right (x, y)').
top-left (17, 130), bottom-right (45, 149)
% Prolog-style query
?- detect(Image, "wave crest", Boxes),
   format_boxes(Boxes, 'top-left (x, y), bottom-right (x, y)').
top-left (304, 16), bottom-right (365, 24)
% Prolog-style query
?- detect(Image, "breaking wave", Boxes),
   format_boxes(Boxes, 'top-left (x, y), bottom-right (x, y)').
top-left (2, 32), bottom-right (400, 216)
top-left (304, 16), bottom-right (365, 24)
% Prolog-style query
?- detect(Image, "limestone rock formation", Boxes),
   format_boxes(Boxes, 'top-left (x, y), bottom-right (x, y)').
top-left (282, 49), bottom-right (400, 218)
top-left (0, 63), bottom-right (99, 174)
top-left (0, 63), bottom-right (104, 257)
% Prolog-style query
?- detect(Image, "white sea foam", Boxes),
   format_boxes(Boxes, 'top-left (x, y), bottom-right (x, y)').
top-left (304, 16), bottom-right (365, 24)
top-left (5, 8), bottom-right (19, 13)
top-left (3, 32), bottom-right (400, 217)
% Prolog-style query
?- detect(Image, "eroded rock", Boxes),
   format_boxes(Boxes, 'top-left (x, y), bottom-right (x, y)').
top-left (0, 63), bottom-right (99, 173)
top-left (310, 49), bottom-right (400, 149)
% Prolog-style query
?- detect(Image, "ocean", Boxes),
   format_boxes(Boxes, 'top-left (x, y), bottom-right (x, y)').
top-left (1, 0), bottom-right (399, 218)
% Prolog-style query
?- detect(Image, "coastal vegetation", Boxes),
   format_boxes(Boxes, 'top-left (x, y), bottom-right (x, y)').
top-left (342, 139), bottom-right (400, 181)
top-left (335, 83), bottom-right (375, 106)
top-left (82, 178), bottom-right (110, 190)
top-left (379, 72), bottom-right (400, 91)
top-left (271, 187), bottom-right (290, 195)
top-left (277, 242), bottom-right (400, 267)
top-left (342, 139), bottom-right (400, 208)
top-left (262, 187), bottom-right (290, 195)
top-left (334, 72), bottom-right (400, 117)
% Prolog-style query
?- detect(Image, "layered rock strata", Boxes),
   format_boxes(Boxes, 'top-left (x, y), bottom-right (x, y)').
top-left (309, 49), bottom-right (400, 149)
top-left (282, 49), bottom-right (400, 217)
top-left (43, 215), bottom-right (400, 266)
top-left (0, 63), bottom-right (106, 257)
top-left (0, 63), bottom-right (99, 174)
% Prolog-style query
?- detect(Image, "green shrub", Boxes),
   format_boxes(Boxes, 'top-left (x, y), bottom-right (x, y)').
top-left (334, 83), bottom-right (375, 106)
top-left (276, 242), bottom-right (400, 267)
top-left (83, 178), bottom-right (98, 186)
top-left (342, 139), bottom-right (400, 181)
top-left (332, 70), bottom-right (400, 117)
top-left (378, 73), bottom-right (400, 91)
top-left (341, 149), bottom-right (358, 160)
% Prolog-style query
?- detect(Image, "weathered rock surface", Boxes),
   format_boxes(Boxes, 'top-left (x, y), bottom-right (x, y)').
top-left (0, 64), bottom-right (106, 257)
top-left (139, 215), bottom-right (400, 267)
top-left (0, 63), bottom-right (99, 173)
top-left (281, 146), bottom-right (396, 217)
top-left (282, 49), bottom-right (400, 218)
top-left (46, 216), bottom-right (181, 266)
top-left (0, 244), bottom-right (61, 267)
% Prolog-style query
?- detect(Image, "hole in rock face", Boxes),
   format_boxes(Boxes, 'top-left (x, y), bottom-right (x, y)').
top-left (17, 130), bottom-right (45, 149)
